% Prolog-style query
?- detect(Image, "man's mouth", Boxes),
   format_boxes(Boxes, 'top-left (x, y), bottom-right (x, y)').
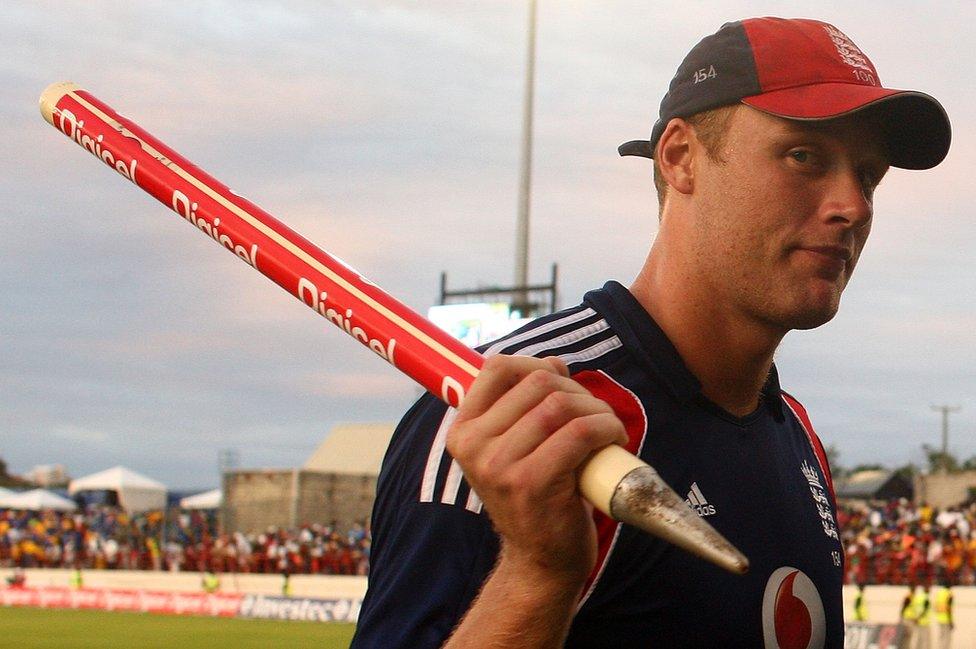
top-left (794, 245), bottom-right (851, 278)
top-left (799, 245), bottom-right (852, 262)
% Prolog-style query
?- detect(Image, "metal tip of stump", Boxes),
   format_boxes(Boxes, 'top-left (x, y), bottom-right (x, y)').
top-left (610, 466), bottom-right (749, 575)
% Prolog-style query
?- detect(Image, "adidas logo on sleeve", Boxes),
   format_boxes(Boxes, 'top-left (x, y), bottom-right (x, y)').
top-left (685, 482), bottom-right (717, 517)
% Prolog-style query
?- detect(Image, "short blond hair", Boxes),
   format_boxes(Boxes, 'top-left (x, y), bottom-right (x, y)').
top-left (653, 104), bottom-right (739, 214)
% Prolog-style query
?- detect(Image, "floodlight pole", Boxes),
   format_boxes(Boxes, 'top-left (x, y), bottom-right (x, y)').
top-left (514, 0), bottom-right (537, 314)
top-left (439, 263), bottom-right (558, 315)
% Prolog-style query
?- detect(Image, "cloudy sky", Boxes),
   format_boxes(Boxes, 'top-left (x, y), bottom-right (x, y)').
top-left (2, 1), bottom-right (973, 489)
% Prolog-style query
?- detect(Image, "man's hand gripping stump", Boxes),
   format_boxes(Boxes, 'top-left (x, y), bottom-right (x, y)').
top-left (448, 355), bottom-right (626, 584)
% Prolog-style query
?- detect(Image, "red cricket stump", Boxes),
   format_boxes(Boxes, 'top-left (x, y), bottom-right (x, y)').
top-left (39, 82), bottom-right (747, 574)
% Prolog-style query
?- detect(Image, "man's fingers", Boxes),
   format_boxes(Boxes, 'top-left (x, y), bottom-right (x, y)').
top-left (445, 352), bottom-right (629, 522)
top-left (455, 355), bottom-right (561, 421)
top-left (459, 355), bottom-right (571, 420)
top-left (485, 391), bottom-right (619, 468)
top-left (453, 355), bottom-right (584, 437)
top-left (524, 412), bottom-right (629, 484)
top-left (542, 355), bottom-right (571, 378)
top-left (447, 358), bottom-right (593, 469)
top-left (471, 367), bottom-right (592, 436)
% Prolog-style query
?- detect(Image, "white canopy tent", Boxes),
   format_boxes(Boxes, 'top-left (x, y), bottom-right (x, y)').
top-left (0, 488), bottom-right (76, 511)
top-left (179, 488), bottom-right (221, 510)
top-left (68, 466), bottom-right (166, 513)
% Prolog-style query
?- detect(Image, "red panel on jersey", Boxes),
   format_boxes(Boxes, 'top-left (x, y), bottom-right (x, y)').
top-left (573, 369), bottom-right (648, 603)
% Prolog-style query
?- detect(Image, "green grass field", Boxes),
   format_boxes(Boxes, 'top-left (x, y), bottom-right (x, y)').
top-left (0, 607), bottom-right (356, 648)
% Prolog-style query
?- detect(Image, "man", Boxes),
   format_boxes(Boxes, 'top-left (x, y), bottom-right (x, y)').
top-left (853, 582), bottom-right (868, 622)
top-left (913, 583), bottom-right (932, 649)
top-left (934, 579), bottom-right (954, 649)
top-left (352, 17), bottom-right (950, 648)
top-left (902, 583), bottom-right (919, 647)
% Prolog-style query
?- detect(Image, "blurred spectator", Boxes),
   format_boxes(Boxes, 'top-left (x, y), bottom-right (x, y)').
top-left (841, 499), bottom-right (976, 587)
top-left (11, 496), bottom-right (976, 586)
top-left (0, 504), bottom-right (370, 576)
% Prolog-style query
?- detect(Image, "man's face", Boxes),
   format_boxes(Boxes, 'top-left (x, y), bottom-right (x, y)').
top-left (689, 105), bottom-right (889, 332)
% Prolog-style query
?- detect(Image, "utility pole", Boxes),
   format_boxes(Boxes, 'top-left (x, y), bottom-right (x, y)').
top-left (930, 404), bottom-right (961, 468)
top-left (218, 448), bottom-right (240, 476)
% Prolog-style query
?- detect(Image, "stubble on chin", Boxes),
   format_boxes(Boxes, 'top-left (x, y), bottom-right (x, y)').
top-left (745, 271), bottom-right (847, 333)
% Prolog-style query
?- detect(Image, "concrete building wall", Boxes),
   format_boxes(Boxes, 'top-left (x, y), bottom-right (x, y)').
top-left (295, 472), bottom-right (375, 530)
top-left (223, 470), bottom-right (377, 533)
top-left (223, 470), bottom-right (295, 533)
top-left (914, 471), bottom-right (976, 508)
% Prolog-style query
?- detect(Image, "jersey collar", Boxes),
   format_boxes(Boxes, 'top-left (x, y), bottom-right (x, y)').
top-left (587, 281), bottom-right (785, 420)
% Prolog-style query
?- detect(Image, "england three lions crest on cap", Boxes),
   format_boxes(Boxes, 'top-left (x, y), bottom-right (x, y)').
top-left (822, 25), bottom-right (871, 70)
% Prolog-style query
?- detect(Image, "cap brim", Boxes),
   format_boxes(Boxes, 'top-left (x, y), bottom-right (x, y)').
top-left (618, 139), bottom-right (655, 158)
top-left (742, 84), bottom-right (951, 170)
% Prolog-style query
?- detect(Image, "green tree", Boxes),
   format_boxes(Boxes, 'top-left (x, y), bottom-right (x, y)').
top-left (922, 444), bottom-right (959, 473)
top-left (824, 444), bottom-right (844, 478)
top-left (894, 463), bottom-right (918, 482)
top-left (0, 456), bottom-right (29, 488)
top-left (850, 463), bottom-right (886, 474)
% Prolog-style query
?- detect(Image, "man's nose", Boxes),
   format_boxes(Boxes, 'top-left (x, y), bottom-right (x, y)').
top-left (823, 167), bottom-right (872, 228)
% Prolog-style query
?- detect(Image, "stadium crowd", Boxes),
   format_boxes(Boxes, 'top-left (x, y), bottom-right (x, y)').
top-left (841, 500), bottom-right (976, 587)
top-left (0, 506), bottom-right (370, 576)
top-left (5, 498), bottom-right (976, 585)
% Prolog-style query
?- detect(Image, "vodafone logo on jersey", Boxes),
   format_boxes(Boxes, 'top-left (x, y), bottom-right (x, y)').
top-left (761, 567), bottom-right (826, 649)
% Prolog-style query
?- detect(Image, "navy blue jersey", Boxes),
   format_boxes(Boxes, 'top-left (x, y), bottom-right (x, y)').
top-left (352, 281), bottom-right (843, 648)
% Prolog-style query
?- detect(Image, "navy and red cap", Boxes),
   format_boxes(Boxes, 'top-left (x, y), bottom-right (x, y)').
top-left (618, 17), bottom-right (951, 170)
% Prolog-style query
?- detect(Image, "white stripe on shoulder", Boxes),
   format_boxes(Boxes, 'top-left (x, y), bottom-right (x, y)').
top-left (440, 458), bottom-right (464, 505)
top-left (554, 336), bottom-right (622, 366)
top-left (482, 307), bottom-right (597, 357)
top-left (419, 407), bottom-right (458, 503)
top-left (511, 320), bottom-right (611, 358)
top-left (465, 488), bottom-right (483, 514)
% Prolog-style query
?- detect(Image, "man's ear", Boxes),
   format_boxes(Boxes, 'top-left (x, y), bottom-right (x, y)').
top-left (656, 118), bottom-right (695, 196)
